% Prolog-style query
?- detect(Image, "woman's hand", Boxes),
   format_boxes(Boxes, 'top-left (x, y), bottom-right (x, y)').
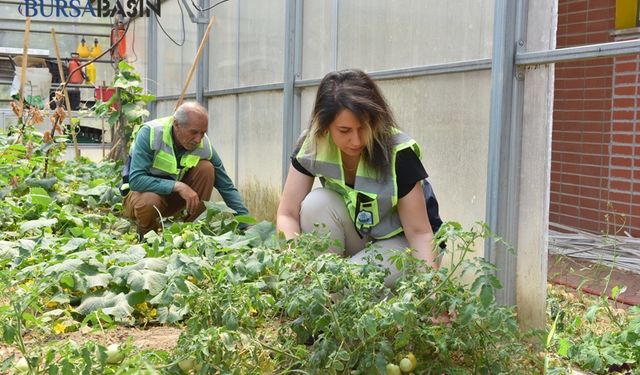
top-left (276, 165), bottom-right (314, 240)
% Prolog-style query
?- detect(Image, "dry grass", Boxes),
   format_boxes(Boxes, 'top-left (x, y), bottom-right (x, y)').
top-left (239, 178), bottom-right (280, 223)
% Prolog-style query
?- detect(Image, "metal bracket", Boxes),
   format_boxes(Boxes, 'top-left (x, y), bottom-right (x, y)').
top-left (515, 39), bottom-right (526, 80)
top-left (179, 0), bottom-right (210, 24)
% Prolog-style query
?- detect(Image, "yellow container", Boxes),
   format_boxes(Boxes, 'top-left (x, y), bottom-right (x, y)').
top-left (90, 38), bottom-right (103, 58)
top-left (77, 38), bottom-right (90, 58)
top-left (85, 63), bottom-right (96, 84)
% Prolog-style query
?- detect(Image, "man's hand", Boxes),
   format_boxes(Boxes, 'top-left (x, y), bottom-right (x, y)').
top-left (173, 181), bottom-right (200, 216)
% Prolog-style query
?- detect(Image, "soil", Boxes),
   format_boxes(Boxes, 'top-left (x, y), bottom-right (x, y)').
top-left (0, 325), bottom-right (181, 361)
top-left (549, 254), bottom-right (640, 308)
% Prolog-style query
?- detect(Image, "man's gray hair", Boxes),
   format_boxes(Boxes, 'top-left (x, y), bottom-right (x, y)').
top-left (173, 101), bottom-right (208, 127)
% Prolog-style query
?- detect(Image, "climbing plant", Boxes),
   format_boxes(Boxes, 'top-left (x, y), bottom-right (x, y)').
top-left (92, 60), bottom-right (155, 162)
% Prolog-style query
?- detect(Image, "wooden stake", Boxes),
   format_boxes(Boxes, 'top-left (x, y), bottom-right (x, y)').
top-left (101, 80), bottom-right (106, 160)
top-left (175, 16), bottom-right (216, 111)
top-left (18, 17), bottom-right (31, 118)
top-left (51, 28), bottom-right (80, 159)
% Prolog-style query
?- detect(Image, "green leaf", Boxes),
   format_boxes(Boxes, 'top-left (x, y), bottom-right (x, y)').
top-left (362, 314), bottom-right (377, 336)
top-left (480, 284), bottom-right (494, 307)
top-left (44, 259), bottom-right (96, 276)
top-left (332, 361), bottom-right (344, 371)
top-left (114, 77), bottom-right (141, 89)
top-left (20, 218), bottom-right (57, 233)
top-left (557, 337), bottom-right (571, 357)
top-left (126, 269), bottom-right (168, 295)
top-left (611, 285), bottom-right (627, 300)
top-left (60, 273), bottom-right (75, 288)
top-left (391, 302), bottom-right (406, 325)
top-left (61, 238), bottom-right (89, 252)
top-left (106, 245), bottom-right (146, 264)
top-left (84, 273), bottom-right (113, 289)
top-left (2, 324), bottom-right (15, 344)
top-left (75, 292), bottom-right (134, 321)
top-left (74, 185), bottom-right (109, 197)
top-left (126, 290), bottom-right (148, 306)
top-left (0, 241), bottom-right (19, 259)
top-left (336, 350), bottom-right (349, 362)
top-left (138, 94), bottom-right (156, 103)
top-left (121, 103), bottom-right (149, 121)
top-left (88, 178), bottom-right (106, 188)
top-left (25, 177), bottom-right (57, 191)
top-left (203, 201), bottom-right (238, 214)
top-left (220, 332), bottom-right (235, 351)
top-left (157, 304), bottom-right (188, 324)
top-left (29, 187), bottom-right (53, 208)
top-left (458, 304), bottom-right (475, 325)
top-left (585, 305), bottom-right (599, 323)
top-left (107, 111), bottom-right (120, 126)
top-left (118, 60), bottom-right (134, 71)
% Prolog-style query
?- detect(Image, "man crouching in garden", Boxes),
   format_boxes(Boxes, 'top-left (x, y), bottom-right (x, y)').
top-left (121, 101), bottom-right (248, 238)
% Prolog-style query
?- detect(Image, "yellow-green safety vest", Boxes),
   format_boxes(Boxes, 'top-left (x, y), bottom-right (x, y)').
top-left (120, 116), bottom-right (213, 196)
top-left (146, 116), bottom-right (213, 180)
top-left (296, 130), bottom-right (421, 239)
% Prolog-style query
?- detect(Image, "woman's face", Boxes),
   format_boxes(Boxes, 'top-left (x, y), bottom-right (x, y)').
top-left (328, 109), bottom-right (370, 158)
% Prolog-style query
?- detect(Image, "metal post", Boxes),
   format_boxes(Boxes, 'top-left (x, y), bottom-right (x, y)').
top-left (485, 0), bottom-right (527, 305)
top-left (196, 0), bottom-right (207, 105)
top-left (330, 0), bottom-right (338, 71)
top-left (234, 0), bottom-right (241, 184)
top-left (282, 0), bottom-right (302, 187)
top-left (147, 17), bottom-right (158, 119)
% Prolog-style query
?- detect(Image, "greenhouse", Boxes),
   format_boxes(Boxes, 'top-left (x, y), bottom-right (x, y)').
top-left (1, 0), bottom-right (639, 373)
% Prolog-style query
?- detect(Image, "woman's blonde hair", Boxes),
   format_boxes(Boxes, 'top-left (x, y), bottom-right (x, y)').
top-left (308, 69), bottom-right (397, 177)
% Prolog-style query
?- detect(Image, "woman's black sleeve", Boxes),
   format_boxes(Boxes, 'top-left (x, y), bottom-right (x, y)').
top-left (395, 148), bottom-right (428, 198)
top-left (290, 145), bottom-right (314, 177)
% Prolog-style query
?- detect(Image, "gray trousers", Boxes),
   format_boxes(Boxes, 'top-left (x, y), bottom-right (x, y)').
top-left (300, 188), bottom-right (410, 287)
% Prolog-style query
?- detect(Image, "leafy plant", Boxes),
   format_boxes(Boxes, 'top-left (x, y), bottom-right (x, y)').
top-left (92, 60), bottom-right (155, 162)
top-left (176, 222), bottom-right (540, 374)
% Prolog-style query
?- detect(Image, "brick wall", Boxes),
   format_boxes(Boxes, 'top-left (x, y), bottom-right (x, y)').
top-left (610, 43), bottom-right (640, 234)
top-left (552, 0), bottom-right (640, 236)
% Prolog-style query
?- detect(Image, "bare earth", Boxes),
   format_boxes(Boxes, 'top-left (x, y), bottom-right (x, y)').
top-left (0, 325), bottom-right (182, 361)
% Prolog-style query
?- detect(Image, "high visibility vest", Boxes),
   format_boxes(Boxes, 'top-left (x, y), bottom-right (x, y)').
top-left (296, 130), bottom-right (421, 239)
top-left (120, 116), bottom-right (213, 196)
top-left (147, 117), bottom-right (213, 180)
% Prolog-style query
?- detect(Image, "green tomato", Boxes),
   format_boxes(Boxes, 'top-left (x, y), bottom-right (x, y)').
top-left (178, 356), bottom-right (195, 372)
top-left (407, 353), bottom-right (417, 370)
top-left (386, 363), bottom-right (401, 375)
top-left (106, 343), bottom-right (124, 364)
top-left (399, 357), bottom-right (413, 373)
top-left (15, 357), bottom-right (29, 372)
top-left (194, 362), bottom-right (203, 372)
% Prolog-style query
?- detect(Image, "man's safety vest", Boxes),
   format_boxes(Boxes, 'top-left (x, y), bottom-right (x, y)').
top-left (296, 131), bottom-right (421, 239)
top-left (120, 116), bottom-right (213, 196)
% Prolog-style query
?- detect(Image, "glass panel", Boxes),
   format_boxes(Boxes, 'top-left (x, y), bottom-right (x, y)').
top-left (301, 0), bottom-right (334, 80)
top-left (128, 17), bottom-right (148, 90)
top-left (156, 0), bottom-right (198, 96)
top-left (335, 0), bottom-right (494, 74)
top-left (208, 1), bottom-right (239, 90)
top-left (155, 100), bottom-right (177, 118)
top-left (236, 91), bottom-right (283, 185)
top-left (208, 95), bottom-right (238, 179)
top-left (237, 0), bottom-right (285, 86)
